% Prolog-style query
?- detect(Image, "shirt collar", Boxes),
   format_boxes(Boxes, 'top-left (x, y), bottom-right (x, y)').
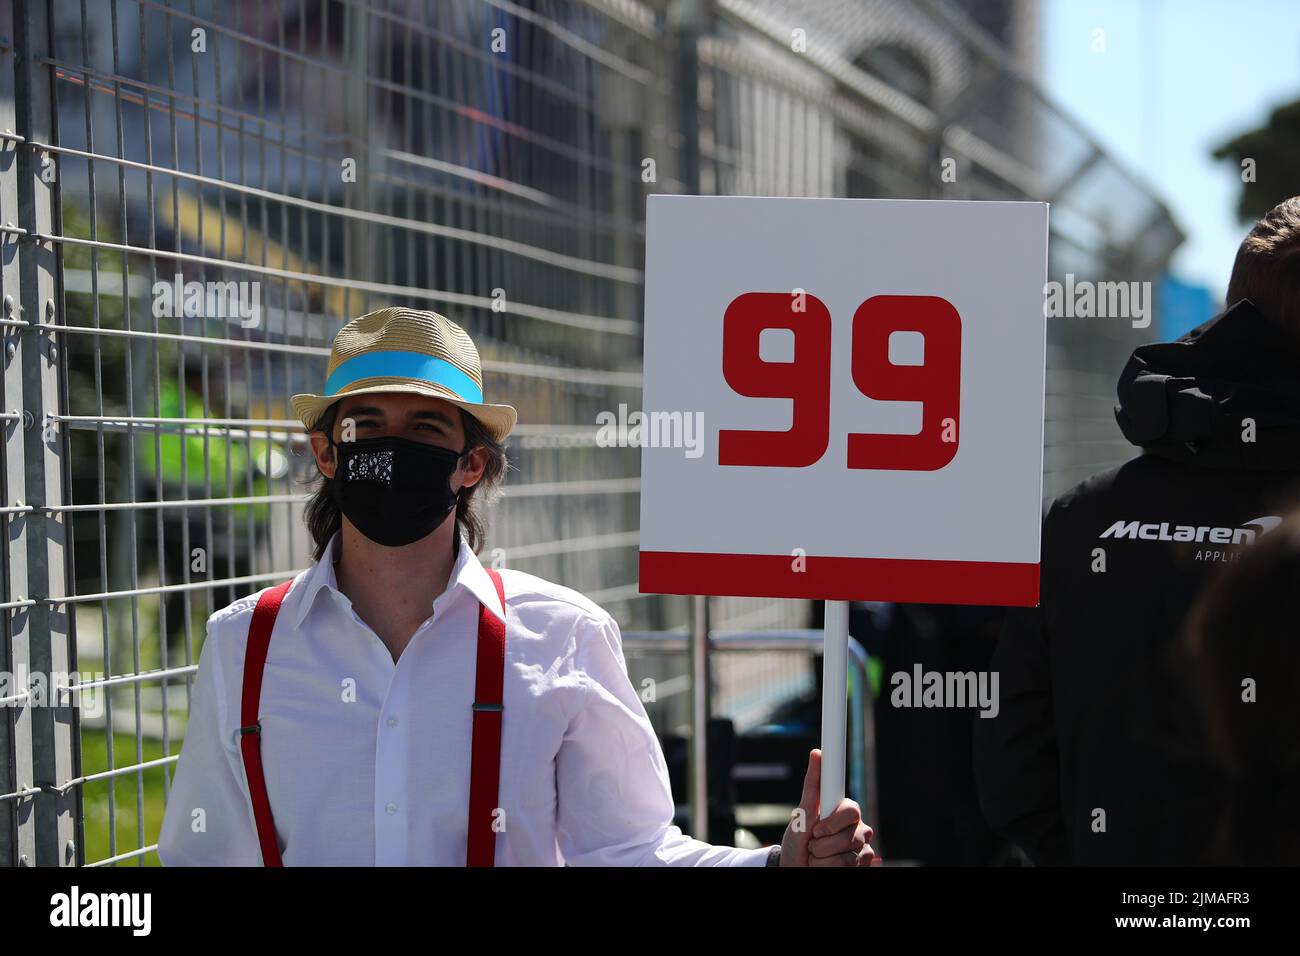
top-left (455, 534), bottom-right (508, 622)
top-left (292, 529), bottom-right (505, 630)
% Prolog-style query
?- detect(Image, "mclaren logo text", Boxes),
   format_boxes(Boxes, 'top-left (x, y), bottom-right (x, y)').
top-left (1099, 515), bottom-right (1283, 545)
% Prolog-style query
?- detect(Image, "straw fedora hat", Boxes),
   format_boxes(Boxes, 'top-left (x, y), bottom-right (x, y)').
top-left (290, 307), bottom-right (517, 442)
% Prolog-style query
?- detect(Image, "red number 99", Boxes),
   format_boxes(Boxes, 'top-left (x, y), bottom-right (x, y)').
top-left (717, 292), bottom-right (961, 471)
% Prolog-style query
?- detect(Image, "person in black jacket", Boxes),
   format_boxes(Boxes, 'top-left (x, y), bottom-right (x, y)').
top-left (973, 196), bottom-right (1300, 865)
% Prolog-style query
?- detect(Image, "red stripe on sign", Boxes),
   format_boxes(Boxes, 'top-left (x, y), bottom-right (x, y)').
top-left (639, 551), bottom-right (1039, 607)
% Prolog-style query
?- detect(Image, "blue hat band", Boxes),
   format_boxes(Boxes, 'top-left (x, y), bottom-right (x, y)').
top-left (324, 350), bottom-right (484, 404)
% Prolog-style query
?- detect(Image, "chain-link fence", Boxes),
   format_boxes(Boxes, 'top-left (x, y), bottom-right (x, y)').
top-left (0, 0), bottom-right (1180, 867)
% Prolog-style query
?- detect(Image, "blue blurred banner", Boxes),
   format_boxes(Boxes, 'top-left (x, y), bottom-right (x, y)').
top-left (1159, 272), bottom-right (1219, 342)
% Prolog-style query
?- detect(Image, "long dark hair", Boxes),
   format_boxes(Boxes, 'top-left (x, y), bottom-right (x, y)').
top-left (302, 400), bottom-right (508, 561)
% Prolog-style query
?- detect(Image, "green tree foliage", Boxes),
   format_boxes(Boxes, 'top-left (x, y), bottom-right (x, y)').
top-left (1213, 98), bottom-right (1300, 223)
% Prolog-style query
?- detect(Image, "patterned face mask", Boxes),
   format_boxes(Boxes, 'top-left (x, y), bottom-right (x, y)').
top-left (328, 435), bottom-right (469, 547)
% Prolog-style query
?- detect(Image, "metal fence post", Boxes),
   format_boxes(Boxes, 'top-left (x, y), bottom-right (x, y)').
top-left (670, 0), bottom-right (714, 843)
top-left (344, 1), bottom-right (371, 293)
top-left (0, 0), bottom-right (33, 870)
top-left (13, 0), bottom-right (75, 867)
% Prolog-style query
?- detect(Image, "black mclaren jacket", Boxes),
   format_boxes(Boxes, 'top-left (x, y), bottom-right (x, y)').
top-left (973, 300), bottom-right (1300, 865)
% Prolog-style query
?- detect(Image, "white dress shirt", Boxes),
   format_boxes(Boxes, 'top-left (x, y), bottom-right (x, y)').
top-left (157, 530), bottom-right (772, 866)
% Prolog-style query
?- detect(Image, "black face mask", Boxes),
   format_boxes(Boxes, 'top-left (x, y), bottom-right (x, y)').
top-left (328, 435), bottom-right (470, 548)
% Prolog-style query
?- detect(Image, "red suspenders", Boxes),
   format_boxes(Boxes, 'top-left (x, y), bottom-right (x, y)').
top-left (467, 568), bottom-right (507, 867)
top-left (238, 567), bottom-right (508, 867)
top-left (239, 579), bottom-right (294, 867)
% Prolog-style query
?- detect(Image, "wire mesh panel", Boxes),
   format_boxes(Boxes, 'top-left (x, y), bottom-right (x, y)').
top-left (10, 0), bottom-right (686, 867)
top-left (0, 0), bottom-right (1182, 866)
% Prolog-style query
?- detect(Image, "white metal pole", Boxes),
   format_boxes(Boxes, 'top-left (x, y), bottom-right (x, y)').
top-left (690, 593), bottom-right (710, 842)
top-left (820, 600), bottom-right (850, 821)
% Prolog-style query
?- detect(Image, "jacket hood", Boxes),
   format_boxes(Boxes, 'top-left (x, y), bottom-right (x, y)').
top-left (1114, 299), bottom-right (1300, 469)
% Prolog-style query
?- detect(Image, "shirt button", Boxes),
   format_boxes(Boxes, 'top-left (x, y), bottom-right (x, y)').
top-left (385, 802), bottom-right (398, 815)
top-left (387, 716), bottom-right (398, 728)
